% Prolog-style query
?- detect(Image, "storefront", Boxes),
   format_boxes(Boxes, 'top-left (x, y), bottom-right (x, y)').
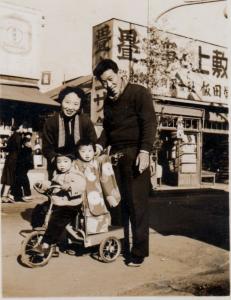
top-left (153, 102), bottom-right (204, 186)
top-left (91, 18), bottom-right (229, 187)
top-left (202, 110), bottom-right (228, 183)
top-left (153, 99), bottom-right (228, 187)
top-left (0, 80), bottom-right (59, 171)
top-left (0, 3), bottom-right (60, 174)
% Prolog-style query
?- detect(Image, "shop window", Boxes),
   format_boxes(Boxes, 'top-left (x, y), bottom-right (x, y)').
top-left (184, 119), bottom-right (191, 129)
top-left (204, 120), bottom-right (228, 132)
top-left (168, 119), bottom-right (174, 127)
top-left (158, 114), bottom-right (200, 130)
top-left (192, 119), bottom-right (198, 129)
top-left (41, 71), bottom-right (51, 85)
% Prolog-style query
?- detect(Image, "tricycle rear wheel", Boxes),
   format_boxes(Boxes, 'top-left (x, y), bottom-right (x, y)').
top-left (99, 236), bottom-right (121, 263)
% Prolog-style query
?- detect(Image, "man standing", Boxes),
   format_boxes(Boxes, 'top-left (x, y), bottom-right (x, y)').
top-left (93, 59), bottom-right (157, 266)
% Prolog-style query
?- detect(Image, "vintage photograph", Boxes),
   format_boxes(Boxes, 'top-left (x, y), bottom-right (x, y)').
top-left (0, 0), bottom-right (229, 297)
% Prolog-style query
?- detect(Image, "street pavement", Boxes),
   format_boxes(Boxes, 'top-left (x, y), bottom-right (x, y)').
top-left (1, 186), bottom-right (229, 297)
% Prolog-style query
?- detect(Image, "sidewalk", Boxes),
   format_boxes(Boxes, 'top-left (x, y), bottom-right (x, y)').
top-left (154, 182), bottom-right (229, 192)
top-left (2, 184), bottom-right (229, 296)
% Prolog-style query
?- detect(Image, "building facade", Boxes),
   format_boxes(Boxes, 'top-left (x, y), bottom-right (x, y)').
top-left (91, 18), bottom-right (229, 187)
top-left (0, 2), bottom-right (59, 171)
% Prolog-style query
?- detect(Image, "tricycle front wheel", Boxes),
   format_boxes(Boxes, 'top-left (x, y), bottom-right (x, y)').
top-left (20, 231), bottom-right (53, 268)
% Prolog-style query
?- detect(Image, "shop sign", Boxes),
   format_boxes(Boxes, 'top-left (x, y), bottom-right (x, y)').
top-left (92, 19), bottom-right (228, 117)
top-left (92, 19), bottom-right (147, 86)
top-left (92, 19), bottom-right (147, 124)
top-left (148, 28), bottom-right (228, 105)
top-left (90, 76), bottom-right (106, 125)
top-left (0, 2), bottom-right (41, 79)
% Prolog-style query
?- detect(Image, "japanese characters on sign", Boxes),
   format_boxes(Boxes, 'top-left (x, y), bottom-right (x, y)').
top-left (92, 21), bottom-right (113, 71)
top-left (92, 19), bottom-right (228, 125)
top-left (90, 76), bottom-right (106, 125)
top-left (146, 28), bottom-right (228, 104)
top-left (92, 19), bottom-right (147, 125)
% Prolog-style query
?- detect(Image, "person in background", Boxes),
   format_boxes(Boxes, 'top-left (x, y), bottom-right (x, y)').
top-left (93, 59), bottom-right (157, 267)
top-left (13, 128), bottom-right (34, 202)
top-left (42, 86), bottom-right (97, 180)
top-left (1, 124), bottom-right (23, 203)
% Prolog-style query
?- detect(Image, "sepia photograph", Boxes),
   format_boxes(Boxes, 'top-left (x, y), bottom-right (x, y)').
top-left (0, 0), bottom-right (229, 298)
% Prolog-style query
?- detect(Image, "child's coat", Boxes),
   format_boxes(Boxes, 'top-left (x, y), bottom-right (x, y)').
top-left (74, 155), bottom-right (121, 234)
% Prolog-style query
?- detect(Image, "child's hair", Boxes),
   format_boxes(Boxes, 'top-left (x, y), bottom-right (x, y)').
top-left (75, 138), bottom-right (96, 155)
top-left (55, 148), bottom-right (75, 164)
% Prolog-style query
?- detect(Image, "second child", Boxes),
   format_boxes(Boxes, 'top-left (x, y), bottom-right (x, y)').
top-left (74, 138), bottom-right (121, 234)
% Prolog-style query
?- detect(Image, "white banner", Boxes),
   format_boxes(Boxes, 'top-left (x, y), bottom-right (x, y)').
top-left (0, 2), bottom-right (41, 79)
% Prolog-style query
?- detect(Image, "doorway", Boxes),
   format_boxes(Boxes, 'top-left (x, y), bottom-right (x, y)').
top-left (158, 130), bottom-right (200, 186)
top-left (202, 134), bottom-right (228, 183)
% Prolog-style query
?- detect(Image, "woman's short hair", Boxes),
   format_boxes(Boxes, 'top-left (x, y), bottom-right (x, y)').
top-left (58, 86), bottom-right (86, 104)
top-left (93, 59), bottom-right (119, 80)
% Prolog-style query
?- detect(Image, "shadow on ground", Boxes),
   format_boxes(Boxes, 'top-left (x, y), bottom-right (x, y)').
top-left (149, 188), bottom-right (229, 250)
top-left (20, 188), bottom-right (229, 250)
top-left (21, 208), bottom-right (33, 223)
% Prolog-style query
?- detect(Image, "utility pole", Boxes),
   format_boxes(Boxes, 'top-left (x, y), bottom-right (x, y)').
top-left (148, 0), bottom-right (227, 24)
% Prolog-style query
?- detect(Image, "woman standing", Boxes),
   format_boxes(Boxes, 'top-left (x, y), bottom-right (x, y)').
top-left (1, 124), bottom-right (23, 203)
top-left (42, 86), bottom-right (97, 179)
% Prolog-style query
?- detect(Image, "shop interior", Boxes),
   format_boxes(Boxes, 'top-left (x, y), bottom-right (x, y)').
top-left (202, 133), bottom-right (228, 183)
top-left (153, 130), bottom-right (199, 187)
top-left (0, 100), bottom-right (59, 168)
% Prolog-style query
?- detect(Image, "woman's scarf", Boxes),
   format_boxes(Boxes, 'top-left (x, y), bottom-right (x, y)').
top-left (58, 114), bottom-right (80, 148)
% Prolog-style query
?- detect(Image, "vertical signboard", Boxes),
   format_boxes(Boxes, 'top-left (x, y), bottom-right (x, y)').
top-left (92, 19), bottom-right (148, 125)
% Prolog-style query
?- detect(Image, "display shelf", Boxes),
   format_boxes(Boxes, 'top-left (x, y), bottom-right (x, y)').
top-left (0, 129), bottom-right (11, 136)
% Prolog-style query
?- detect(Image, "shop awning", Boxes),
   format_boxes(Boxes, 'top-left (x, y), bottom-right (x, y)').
top-left (45, 75), bottom-right (92, 100)
top-left (208, 112), bottom-right (228, 122)
top-left (0, 84), bottom-right (59, 106)
top-left (154, 103), bottom-right (204, 118)
top-left (153, 95), bottom-right (228, 108)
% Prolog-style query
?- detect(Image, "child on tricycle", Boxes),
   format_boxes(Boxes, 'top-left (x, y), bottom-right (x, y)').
top-left (32, 151), bottom-right (86, 255)
top-left (20, 143), bottom-right (122, 267)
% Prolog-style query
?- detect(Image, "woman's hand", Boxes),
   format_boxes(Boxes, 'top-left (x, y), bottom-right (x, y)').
top-left (95, 144), bottom-right (103, 157)
top-left (51, 196), bottom-right (65, 206)
top-left (61, 183), bottom-right (71, 191)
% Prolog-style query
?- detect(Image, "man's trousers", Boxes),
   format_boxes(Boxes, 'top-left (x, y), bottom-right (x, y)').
top-left (110, 146), bottom-right (150, 258)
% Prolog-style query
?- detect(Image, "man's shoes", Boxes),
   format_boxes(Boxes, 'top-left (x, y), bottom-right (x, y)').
top-left (51, 246), bottom-right (60, 257)
top-left (127, 255), bottom-right (144, 267)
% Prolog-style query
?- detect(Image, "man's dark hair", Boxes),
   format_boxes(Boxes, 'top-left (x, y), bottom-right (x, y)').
top-left (58, 86), bottom-right (86, 111)
top-left (93, 59), bottom-right (119, 80)
top-left (75, 138), bottom-right (96, 153)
